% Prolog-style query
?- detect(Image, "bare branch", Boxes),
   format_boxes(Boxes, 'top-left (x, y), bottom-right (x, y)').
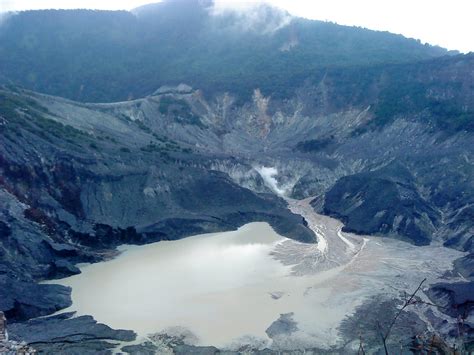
top-left (410, 299), bottom-right (450, 310)
top-left (383, 278), bottom-right (427, 343)
top-left (370, 278), bottom-right (464, 354)
top-left (377, 321), bottom-right (389, 355)
top-left (358, 333), bottom-right (366, 355)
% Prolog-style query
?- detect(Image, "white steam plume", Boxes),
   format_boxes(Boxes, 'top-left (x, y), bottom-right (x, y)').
top-left (210, 1), bottom-right (292, 34)
top-left (255, 166), bottom-right (288, 196)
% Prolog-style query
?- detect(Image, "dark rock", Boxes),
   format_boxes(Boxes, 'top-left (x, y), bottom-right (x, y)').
top-left (45, 241), bottom-right (80, 257)
top-left (121, 342), bottom-right (158, 355)
top-left (48, 259), bottom-right (81, 279)
top-left (454, 253), bottom-right (474, 280)
top-left (32, 341), bottom-right (117, 355)
top-left (323, 162), bottom-right (437, 245)
top-left (9, 312), bottom-right (135, 354)
top-left (427, 282), bottom-right (474, 319)
top-left (0, 275), bottom-right (71, 322)
top-left (0, 220), bottom-right (11, 237)
top-left (174, 344), bottom-right (220, 354)
top-left (266, 313), bottom-right (299, 338)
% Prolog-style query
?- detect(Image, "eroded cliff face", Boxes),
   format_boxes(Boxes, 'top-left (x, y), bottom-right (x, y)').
top-left (2, 65), bottom-right (473, 262)
top-left (35, 63), bottom-right (471, 252)
top-left (2, 86), bottom-right (329, 324)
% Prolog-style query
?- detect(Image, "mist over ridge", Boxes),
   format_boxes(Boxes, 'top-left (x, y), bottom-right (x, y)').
top-left (0, 0), bottom-right (451, 102)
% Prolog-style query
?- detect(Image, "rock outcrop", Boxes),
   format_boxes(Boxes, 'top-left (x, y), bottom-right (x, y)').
top-left (8, 312), bottom-right (135, 354)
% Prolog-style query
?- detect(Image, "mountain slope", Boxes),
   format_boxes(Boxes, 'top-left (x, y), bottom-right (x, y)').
top-left (0, 86), bottom-right (315, 329)
top-left (0, 2), bottom-right (473, 352)
top-left (0, 50), bottom-right (473, 349)
top-left (0, 0), bottom-right (450, 102)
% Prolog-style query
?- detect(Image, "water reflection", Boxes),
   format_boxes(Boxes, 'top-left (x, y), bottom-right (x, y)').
top-left (53, 223), bottom-right (293, 346)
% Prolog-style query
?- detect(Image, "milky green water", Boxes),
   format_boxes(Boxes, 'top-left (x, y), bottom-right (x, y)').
top-left (51, 223), bottom-right (307, 347)
top-left (49, 219), bottom-right (463, 350)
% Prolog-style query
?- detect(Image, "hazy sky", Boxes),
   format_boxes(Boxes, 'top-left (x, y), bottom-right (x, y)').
top-left (1, 0), bottom-right (473, 53)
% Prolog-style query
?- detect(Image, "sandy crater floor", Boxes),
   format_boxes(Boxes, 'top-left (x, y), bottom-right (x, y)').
top-left (49, 197), bottom-right (465, 350)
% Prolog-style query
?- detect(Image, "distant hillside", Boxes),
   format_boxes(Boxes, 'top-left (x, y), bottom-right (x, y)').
top-left (0, 0), bottom-right (450, 102)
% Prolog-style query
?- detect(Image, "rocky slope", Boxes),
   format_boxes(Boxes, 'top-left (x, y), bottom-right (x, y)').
top-left (17, 53), bottom-right (470, 251)
top-left (0, 1), bottom-right (473, 352)
top-left (0, 52), bottom-right (473, 349)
